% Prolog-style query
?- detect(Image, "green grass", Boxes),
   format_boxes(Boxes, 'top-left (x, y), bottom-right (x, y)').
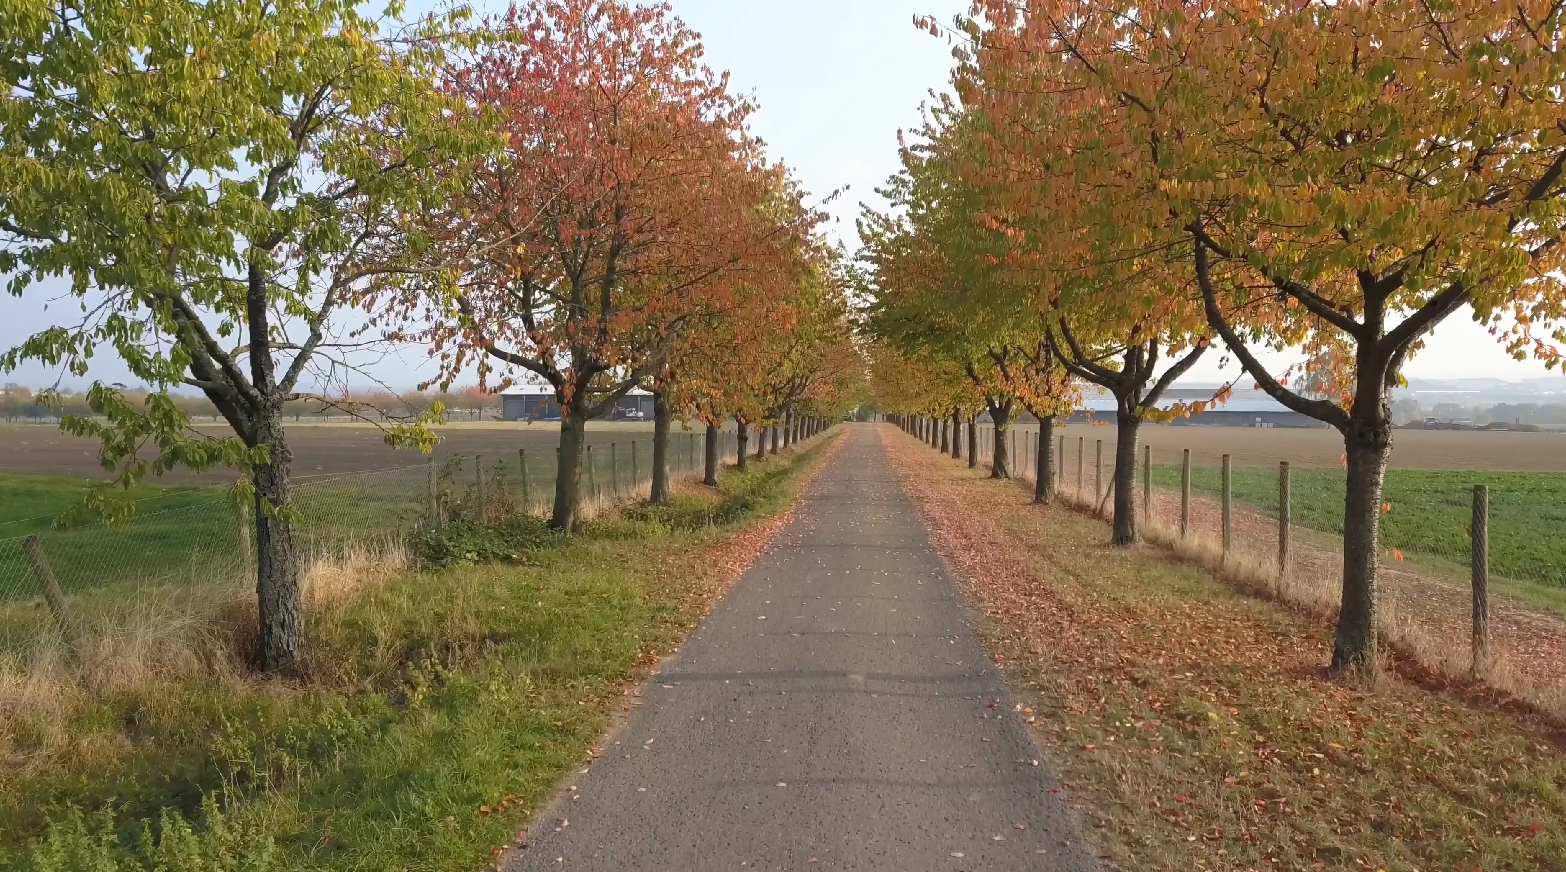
top-left (1, 435), bottom-right (832, 872)
top-left (1152, 465), bottom-right (1566, 593)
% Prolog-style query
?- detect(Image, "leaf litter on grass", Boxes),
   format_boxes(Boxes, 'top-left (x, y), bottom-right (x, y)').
top-left (878, 425), bottom-right (1566, 872)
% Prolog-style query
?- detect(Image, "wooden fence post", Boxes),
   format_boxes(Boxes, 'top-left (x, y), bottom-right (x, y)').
top-left (235, 501), bottom-right (253, 570)
top-left (1221, 454), bottom-right (1233, 562)
top-left (475, 454), bottom-right (485, 524)
top-left (587, 445), bottom-right (597, 499)
top-left (1057, 434), bottom-right (1065, 492)
top-left (427, 453), bottom-right (441, 529)
top-left (1095, 439), bottom-right (1103, 502)
top-left (1472, 484), bottom-right (1490, 679)
top-left (1076, 437), bottom-right (1085, 500)
top-left (611, 442), bottom-right (620, 497)
top-left (1278, 461), bottom-right (1291, 581)
top-left (631, 441), bottom-right (639, 490)
top-left (23, 535), bottom-right (82, 650)
top-left (1142, 443), bottom-right (1152, 524)
top-left (519, 449), bottom-right (530, 516)
top-left (1181, 449), bottom-right (1191, 538)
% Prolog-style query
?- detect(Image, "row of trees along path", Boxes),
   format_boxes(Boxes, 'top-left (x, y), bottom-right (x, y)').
top-left (865, 0), bottom-right (1566, 679)
top-left (0, 0), bottom-right (865, 672)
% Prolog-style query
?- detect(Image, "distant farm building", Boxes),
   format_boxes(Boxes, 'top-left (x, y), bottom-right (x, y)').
top-left (500, 385), bottom-right (656, 422)
top-left (1056, 387), bottom-right (1324, 428)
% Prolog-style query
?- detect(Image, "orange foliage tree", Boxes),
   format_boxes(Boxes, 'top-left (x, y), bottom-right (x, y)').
top-left (375, 0), bottom-right (781, 531)
top-left (955, 0), bottom-right (1566, 675)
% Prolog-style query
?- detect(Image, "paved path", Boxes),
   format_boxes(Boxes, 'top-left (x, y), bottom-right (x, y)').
top-left (507, 427), bottom-right (1095, 871)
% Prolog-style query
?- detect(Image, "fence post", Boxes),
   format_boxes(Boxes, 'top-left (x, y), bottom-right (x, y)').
top-left (632, 441), bottom-right (639, 490)
top-left (1221, 454), bottom-right (1233, 562)
top-left (475, 454), bottom-right (486, 524)
top-left (1142, 443), bottom-right (1151, 524)
top-left (427, 453), bottom-right (439, 529)
top-left (1181, 449), bottom-right (1191, 538)
top-left (1278, 461), bottom-right (1291, 581)
top-left (611, 442), bottom-right (620, 497)
top-left (1058, 434), bottom-right (1065, 492)
top-left (235, 501), bottom-right (253, 570)
top-left (1076, 437), bottom-right (1085, 500)
top-left (1095, 439), bottom-right (1103, 502)
top-left (519, 449), bottom-right (530, 516)
top-left (587, 445), bottom-right (597, 499)
top-left (23, 534), bottom-right (82, 650)
top-left (1472, 484), bottom-right (1490, 679)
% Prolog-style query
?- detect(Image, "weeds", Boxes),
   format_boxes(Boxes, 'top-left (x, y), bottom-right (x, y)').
top-left (0, 433), bottom-right (837, 871)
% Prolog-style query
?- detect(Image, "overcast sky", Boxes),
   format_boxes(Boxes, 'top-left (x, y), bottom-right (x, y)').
top-left (2, 0), bottom-right (1561, 391)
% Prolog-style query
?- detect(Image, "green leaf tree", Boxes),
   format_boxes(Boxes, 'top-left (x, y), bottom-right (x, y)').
top-left (0, 0), bottom-right (495, 671)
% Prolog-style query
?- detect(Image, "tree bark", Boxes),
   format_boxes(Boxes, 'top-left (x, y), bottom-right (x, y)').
top-left (784, 409), bottom-right (795, 448)
top-left (1335, 411), bottom-right (1391, 677)
top-left (1035, 415), bottom-right (1056, 503)
top-left (650, 391), bottom-right (672, 504)
top-left (769, 425), bottom-right (779, 455)
top-left (551, 402), bottom-right (588, 532)
top-left (252, 413), bottom-right (304, 673)
top-left (988, 401), bottom-right (1012, 479)
top-left (736, 419), bottom-right (749, 471)
top-left (939, 417), bottom-right (950, 453)
top-left (950, 410), bottom-right (961, 458)
top-left (967, 415), bottom-right (977, 469)
top-left (1110, 411), bottom-right (1141, 545)
top-left (703, 422), bottom-right (720, 486)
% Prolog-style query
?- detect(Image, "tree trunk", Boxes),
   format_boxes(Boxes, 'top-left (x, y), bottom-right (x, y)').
top-left (551, 404), bottom-right (588, 532)
top-left (989, 405), bottom-right (1012, 479)
top-left (939, 417), bottom-right (950, 454)
top-left (736, 419), bottom-right (749, 471)
top-left (1110, 411), bottom-right (1141, 545)
top-left (252, 416), bottom-right (304, 673)
top-left (784, 409), bottom-right (795, 448)
top-left (1035, 415), bottom-right (1055, 504)
top-left (769, 425), bottom-right (779, 455)
top-left (967, 415), bottom-right (977, 469)
top-left (703, 422), bottom-right (720, 486)
top-left (650, 391), bottom-right (672, 504)
top-left (1335, 412), bottom-right (1392, 677)
top-left (950, 410), bottom-right (961, 459)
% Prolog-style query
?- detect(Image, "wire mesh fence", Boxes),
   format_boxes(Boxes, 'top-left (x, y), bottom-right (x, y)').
top-left (0, 422), bottom-right (795, 660)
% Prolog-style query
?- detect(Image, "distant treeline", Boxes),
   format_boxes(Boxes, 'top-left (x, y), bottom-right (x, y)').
top-left (1392, 397), bottom-right (1566, 429)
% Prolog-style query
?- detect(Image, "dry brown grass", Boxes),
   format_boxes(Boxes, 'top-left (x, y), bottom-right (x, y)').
top-left (0, 538), bottom-right (409, 779)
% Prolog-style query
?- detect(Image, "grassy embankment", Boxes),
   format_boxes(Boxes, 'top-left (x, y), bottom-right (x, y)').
top-left (1, 432), bottom-right (835, 871)
top-left (889, 432), bottom-right (1566, 872)
top-left (1151, 464), bottom-right (1566, 611)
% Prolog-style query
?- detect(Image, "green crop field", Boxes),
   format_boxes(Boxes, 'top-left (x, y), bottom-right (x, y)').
top-left (1151, 465), bottom-right (1566, 591)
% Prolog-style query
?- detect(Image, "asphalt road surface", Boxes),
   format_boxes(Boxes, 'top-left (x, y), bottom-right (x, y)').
top-left (505, 426), bottom-right (1097, 871)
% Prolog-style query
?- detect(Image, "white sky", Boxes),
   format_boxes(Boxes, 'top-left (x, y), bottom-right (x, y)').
top-left (2, 0), bottom-right (1561, 391)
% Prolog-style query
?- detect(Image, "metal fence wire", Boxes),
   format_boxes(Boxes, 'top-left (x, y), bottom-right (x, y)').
top-left (0, 424), bottom-right (787, 658)
top-left (902, 417), bottom-right (1566, 705)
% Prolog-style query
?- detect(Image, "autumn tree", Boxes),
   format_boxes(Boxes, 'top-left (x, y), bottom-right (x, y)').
top-left (0, 0), bottom-right (489, 671)
top-left (860, 110), bottom-right (1078, 482)
top-left (381, 0), bottom-right (778, 531)
top-left (962, 0), bottom-right (1566, 674)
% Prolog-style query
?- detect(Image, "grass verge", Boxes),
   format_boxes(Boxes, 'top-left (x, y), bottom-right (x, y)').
top-left (1, 432), bottom-right (839, 872)
top-left (884, 427), bottom-right (1566, 872)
